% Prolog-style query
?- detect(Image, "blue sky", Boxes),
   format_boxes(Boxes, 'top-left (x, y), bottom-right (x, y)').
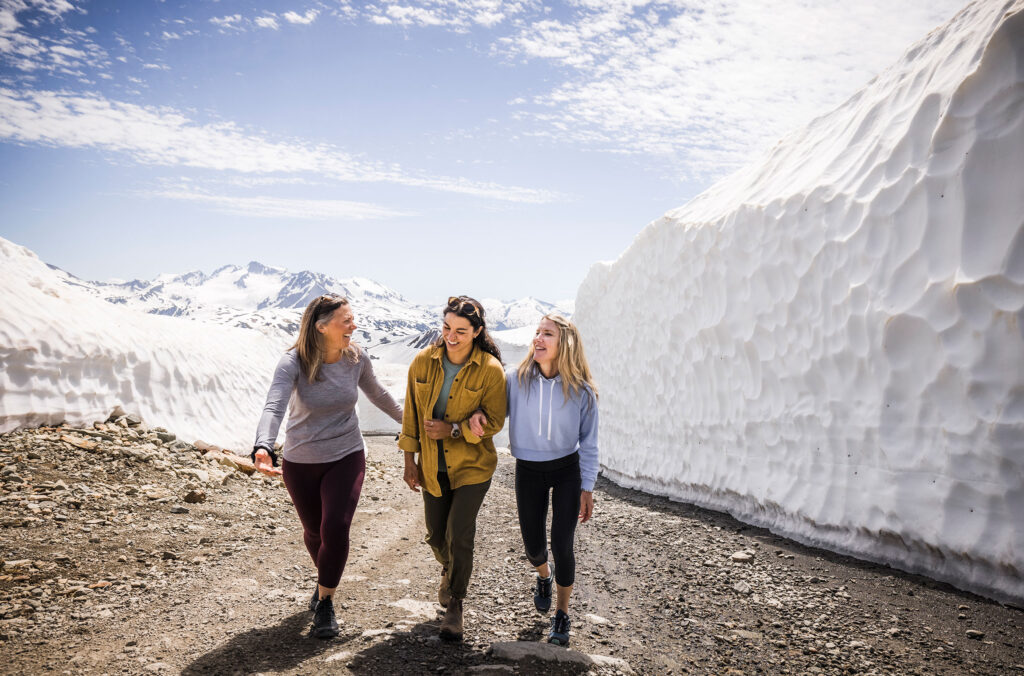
top-left (1, 0), bottom-right (965, 304)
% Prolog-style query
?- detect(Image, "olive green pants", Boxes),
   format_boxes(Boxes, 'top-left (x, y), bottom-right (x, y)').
top-left (423, 472), bottom-right (491, 600)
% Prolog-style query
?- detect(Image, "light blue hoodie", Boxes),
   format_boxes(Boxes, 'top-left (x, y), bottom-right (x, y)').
top-left (507, 366), bottom-right (599, 491)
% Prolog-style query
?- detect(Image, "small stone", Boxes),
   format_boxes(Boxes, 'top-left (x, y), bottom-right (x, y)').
top-left (183, 490), bottom-right (206, 504)
top-left (732, 581), bottom-right (753, 595)
top-left (162, 552), bottom-right (179, 560)
top-left (169, 506), bottom-right (189, 514)
top-left (966, 629), bottom-right (984, 640)
top-left (730, 550), bottom-right (755, 563)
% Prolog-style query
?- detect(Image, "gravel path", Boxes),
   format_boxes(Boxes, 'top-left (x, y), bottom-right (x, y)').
top-left (1, 422), bottom-right (1022, 675)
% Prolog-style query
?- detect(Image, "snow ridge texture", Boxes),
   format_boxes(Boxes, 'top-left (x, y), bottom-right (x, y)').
top-left (575, 0), bottom-right (1024, 603)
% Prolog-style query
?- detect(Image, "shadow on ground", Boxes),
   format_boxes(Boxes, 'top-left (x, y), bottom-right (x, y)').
top-left (182, 612), bottom-right (359, 675)
top-left (343, 620), bottom-right (592, 676)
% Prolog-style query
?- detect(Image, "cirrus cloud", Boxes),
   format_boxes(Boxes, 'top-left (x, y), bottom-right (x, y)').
top-left (0, 87), bottom-right (560, 204)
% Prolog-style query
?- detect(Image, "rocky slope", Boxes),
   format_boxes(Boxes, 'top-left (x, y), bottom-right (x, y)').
top-left (1, 417), bottom-right (1022, 674)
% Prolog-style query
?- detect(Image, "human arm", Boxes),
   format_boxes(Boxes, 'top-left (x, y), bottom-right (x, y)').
top-left (578, 388), bottom-right (599, 493)
top-left (397, 357), bottom-right (422, 455)
top-left (253, 449), bottom-right (282, 477)
top-left (579, 491), bottom-right (594, 523)
top-left (252, 352), bottom-right (299, 468)
top-left (403, 451), bottom-right (422, 492)
top-left (357, 349), bottom-right (403, 424)
top-left (458, 362), bottom-right (507, 445)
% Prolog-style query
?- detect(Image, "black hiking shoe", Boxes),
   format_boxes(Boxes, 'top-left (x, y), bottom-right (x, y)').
top-left (548, 609), bottom-right (570, 646)
top-left (309, 586), bottom-right (319, 612)
top-left (533, 569), bottom-right (553, 613)
top-left (312, 596), bottom-right (339, 639)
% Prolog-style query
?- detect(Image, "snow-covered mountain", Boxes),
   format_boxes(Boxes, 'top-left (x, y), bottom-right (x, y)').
top-left (481, 297), bottom-right (574, 330)
top-left (51, 262), bottom-right (570, 350)
top-left (576, 0), bottom-right (1024, 604)
top-left (52, 261), bottom-right (437, 348)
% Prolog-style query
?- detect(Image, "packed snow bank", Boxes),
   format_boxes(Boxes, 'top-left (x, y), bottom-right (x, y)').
top-left (0, 238), bottom-right (289, 449)
top-left (576, 0), bottom-right (1024, 603)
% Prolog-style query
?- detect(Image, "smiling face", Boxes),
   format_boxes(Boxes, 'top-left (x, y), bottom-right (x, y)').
top-left (532, 318), bottom-right (560, 373)
top-left (442, 312), bottom-right (481, 364)
top-left (318, 305), bottom-right (357, 352)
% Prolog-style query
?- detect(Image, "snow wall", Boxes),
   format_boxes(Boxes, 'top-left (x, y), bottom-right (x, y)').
top-left (575, 0), bottom-right (1024, 603)
top-left (0, 238), bottom-right (289, 450)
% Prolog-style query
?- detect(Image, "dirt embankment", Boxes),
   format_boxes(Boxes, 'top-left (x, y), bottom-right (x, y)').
top-left (1, 419), bottom-right (1022, 675)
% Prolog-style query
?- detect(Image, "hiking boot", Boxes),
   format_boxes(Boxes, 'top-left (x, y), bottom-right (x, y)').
top-left (312, 596), bottom-right (339, 639)
top-left (309, 586), bottom-right (319, 612)
top-left (438, 568), bottom-right (451, 609)
top-left (533, 569), bottom-right (553, 613)
top-left (548, 609), bottom-right (570, 646)
top-left (439, 598), bottom-right (464, 641)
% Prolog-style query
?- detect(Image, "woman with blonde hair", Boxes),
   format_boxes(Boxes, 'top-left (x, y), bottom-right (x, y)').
top-left (252, 294), bottom-right (403, 639)
top-left (470, 313), bottom-right (598, 646)
top-left (399, 295), bottom-right (507, 642)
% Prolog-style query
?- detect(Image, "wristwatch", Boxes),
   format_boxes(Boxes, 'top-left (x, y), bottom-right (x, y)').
top-left (450, 422), bottom-right (462, 439)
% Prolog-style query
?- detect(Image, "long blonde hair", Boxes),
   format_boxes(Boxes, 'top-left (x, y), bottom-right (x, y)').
top-left (292, 294), bottom-right (358, 384)
top-left (517, 314), bottom-right (597, 403)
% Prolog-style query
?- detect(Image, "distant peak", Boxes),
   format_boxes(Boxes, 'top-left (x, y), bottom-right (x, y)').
top-left (245, 261), bottom-right (281, 275)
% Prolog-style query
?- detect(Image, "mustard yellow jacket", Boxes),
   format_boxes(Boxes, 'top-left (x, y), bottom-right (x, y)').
top-left (399, 344), bottom-right (507, 497)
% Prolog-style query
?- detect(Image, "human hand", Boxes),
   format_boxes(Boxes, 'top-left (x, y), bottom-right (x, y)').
top-left (424, 418), bottom-right (452, 441)
top-left (403, 453), bottom-right (422, 492)
top-left (579, 491), bottom-right (594, 523)
top-left (468, 410), bottom-right (487, 438)
top-left (254, 449), bottom-right (282, 477)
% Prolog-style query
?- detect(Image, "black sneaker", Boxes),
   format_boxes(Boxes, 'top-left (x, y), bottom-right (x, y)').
top-left (309, 586), bottom-right (319, 612)
top-left (312, 596), bottom-right (339, 639)
top-left (534, 569), bottom-right (553, 613)
top-left (548, 609), bottom-right (570, 646)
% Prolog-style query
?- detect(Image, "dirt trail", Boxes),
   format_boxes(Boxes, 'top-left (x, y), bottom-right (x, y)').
top-left (1, 425), bottom-right (1022, 675)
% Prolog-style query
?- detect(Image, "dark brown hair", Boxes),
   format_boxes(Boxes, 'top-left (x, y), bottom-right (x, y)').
top-left (435, 295), bottom-right (502, 364)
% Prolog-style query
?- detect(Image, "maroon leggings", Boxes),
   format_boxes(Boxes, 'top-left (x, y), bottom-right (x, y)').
top-left (281, 451), bottom-right (365, 588)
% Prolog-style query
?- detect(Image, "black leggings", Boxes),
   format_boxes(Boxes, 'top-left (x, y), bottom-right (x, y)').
top-left (514, 452), bottom-right (581, 588)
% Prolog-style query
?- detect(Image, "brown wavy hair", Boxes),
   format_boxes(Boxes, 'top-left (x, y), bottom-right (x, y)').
top-left (292, 294), bottom-right (358, 384)
top-left (434, 295), bottom-right (502, 364)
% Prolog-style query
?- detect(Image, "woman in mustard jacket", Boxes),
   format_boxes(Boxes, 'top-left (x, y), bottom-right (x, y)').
top-left (398, 295), bottom-right (507, 642)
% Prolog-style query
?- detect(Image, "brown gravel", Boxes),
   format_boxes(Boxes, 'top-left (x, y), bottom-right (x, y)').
top-left (1, 421), bottom-right (1022, 675)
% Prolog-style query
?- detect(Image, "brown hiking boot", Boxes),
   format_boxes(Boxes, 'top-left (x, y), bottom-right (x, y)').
top-left (439, 598), bottom-right (463, 641)
top-left (438, 569), bottom-right (452, 609)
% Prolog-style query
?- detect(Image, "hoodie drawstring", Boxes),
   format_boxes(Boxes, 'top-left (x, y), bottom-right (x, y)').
top-left (537, 377), bottom-right (556, 440)
top-left (537, 378), bottom-right (544, 437)
top-left (547, 379), bottom-right (555, 440)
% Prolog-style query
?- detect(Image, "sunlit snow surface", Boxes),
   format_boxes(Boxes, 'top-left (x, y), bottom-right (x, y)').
top-left (0, 238), bottom-right (284, 450)
top-left (576, 0), bottom-right (1024, 603)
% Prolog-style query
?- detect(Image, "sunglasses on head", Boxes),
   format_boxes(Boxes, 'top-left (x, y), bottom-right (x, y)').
top-left (446, 296), bottom-right (479, 317)
top-left (315, 293), bottom-right (344, 318)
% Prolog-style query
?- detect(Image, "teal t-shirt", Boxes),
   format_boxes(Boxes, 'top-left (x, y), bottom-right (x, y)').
top-left (432, 354), bottom-right (465, 474)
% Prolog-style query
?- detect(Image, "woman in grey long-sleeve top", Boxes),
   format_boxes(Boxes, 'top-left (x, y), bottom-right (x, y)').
top-left (252, 294), bottom-right (403, 639)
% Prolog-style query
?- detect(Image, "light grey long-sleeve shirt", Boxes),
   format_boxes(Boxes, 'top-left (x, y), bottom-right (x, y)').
top-left (254, 347), bottom-right (403, 464)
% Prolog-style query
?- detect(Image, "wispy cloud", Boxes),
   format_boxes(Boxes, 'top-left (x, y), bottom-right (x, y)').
top-left (254, 15), bottom-right (279, 30)
top-left (209, 13), bottom-right (244, 32)
top-left (0, 87), bottom-right (559, 203)
top-left (494, 0), bottom-right (965, 178)
top-left (0, 0), bottom-right (107, 75)
top-left (282, 9), bottom-right (319, 25)
top-left (145, 186), bottom-right (410, 220)
top-left (364, 0), bottom-right (531, 30)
